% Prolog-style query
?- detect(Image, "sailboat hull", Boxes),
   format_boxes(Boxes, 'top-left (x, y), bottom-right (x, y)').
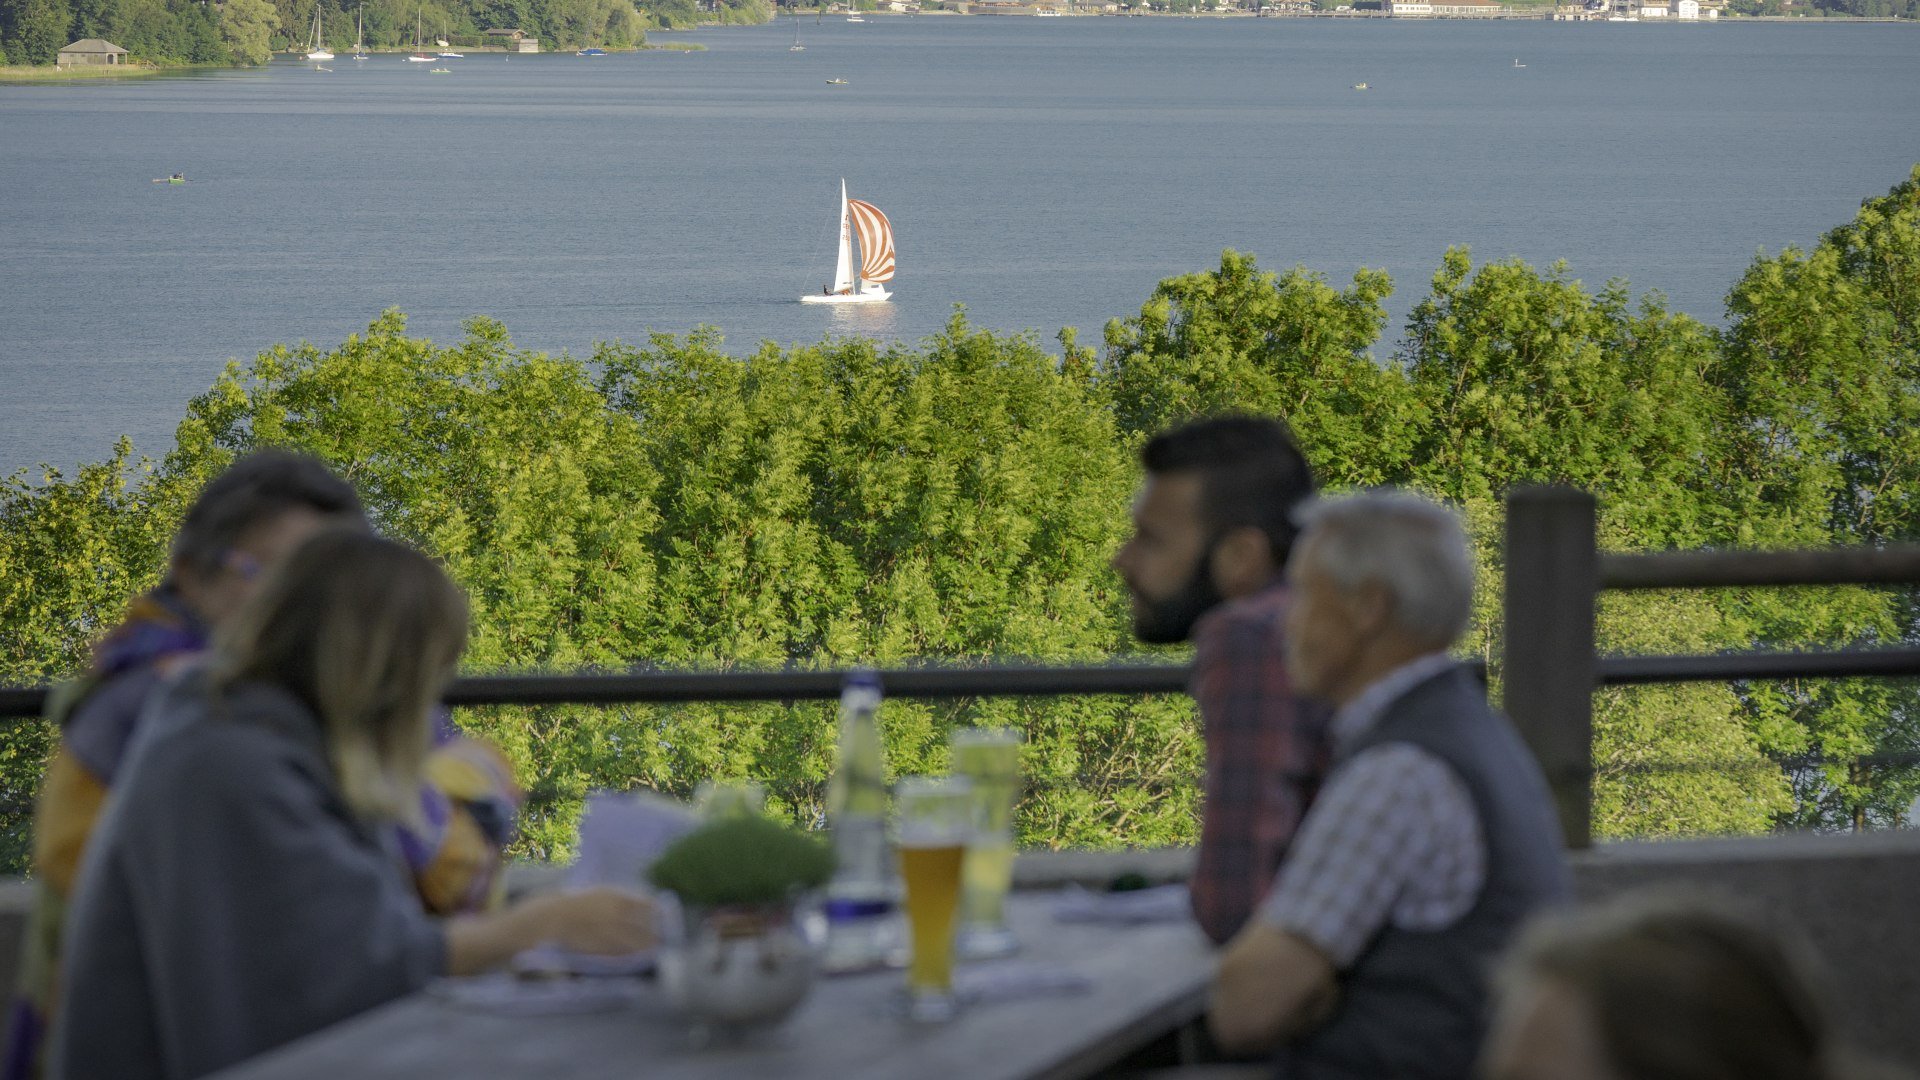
top-left (800, 289), bottom-right (891, 305)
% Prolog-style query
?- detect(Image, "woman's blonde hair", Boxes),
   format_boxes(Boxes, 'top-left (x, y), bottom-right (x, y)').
top-left (215, 529), bottom-right (470, 823)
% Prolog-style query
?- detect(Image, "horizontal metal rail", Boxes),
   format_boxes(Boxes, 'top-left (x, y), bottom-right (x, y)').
top-left (1596, 648), bottom-right (1920, 684)
top-left (0, 663), bottom-right (1197, 720)
top-left (1601, 547), bottom-right (1920, 591)
top-left (5, 649), bottom-right (1918, 720)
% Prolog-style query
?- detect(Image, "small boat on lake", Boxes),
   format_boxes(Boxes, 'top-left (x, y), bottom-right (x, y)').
top-left (826, 77), bottom-right (848, 84)
top-left (152, 173), bottom-right (186, 184)
top-left (800, 180), bottom-right (895, 305)
top-left (1512, 58), bottom-right (1525, 68)
top-left (406, 52), bottom-right (436, 61)
top-left (578, 47), bottom-right (608, 56)
top-left (1352, 82), bottom-right (1369, 90)
top-left (847, 13), bottom-right (865, 21)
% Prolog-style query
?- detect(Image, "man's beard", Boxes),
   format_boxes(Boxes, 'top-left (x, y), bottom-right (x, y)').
top-left (1131, 556), bottom-right (1225, 645)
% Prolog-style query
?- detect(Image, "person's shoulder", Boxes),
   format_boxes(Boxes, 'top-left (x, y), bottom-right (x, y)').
top-left (1193, 583), bottom-right (1291, 650)
top-left (61, 663), bottom-right (177, 782)
top-left (127, 684), bottom-right (326, 804)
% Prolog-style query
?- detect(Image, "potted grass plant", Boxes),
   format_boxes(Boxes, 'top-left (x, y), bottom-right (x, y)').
top-left (648, 814), bottom-right (836, 1032)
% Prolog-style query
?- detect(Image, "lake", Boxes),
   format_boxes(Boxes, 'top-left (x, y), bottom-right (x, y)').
top-left (2, 17), bottom-right (1918, 475)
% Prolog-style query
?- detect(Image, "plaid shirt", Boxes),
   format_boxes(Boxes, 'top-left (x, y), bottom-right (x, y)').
top-left (1187, 584), bottom-right (1333, 945)
top-left (1256, 654), bottom-right (1487, 967)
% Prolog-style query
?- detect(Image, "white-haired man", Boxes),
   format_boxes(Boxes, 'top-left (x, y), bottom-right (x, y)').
top-left (1208, 491), bottom-right (1571, 1080)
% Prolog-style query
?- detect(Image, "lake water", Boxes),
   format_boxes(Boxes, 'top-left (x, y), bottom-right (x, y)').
top-left (3, 18), bottom-right (1918, 475)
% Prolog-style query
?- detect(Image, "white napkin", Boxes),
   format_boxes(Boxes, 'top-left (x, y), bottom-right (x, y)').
top-left (1050, 883), bottom-right (1192, 925)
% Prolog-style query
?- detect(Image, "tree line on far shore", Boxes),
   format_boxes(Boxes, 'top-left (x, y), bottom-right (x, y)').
top-left (1, 165), bottom-right (1915, 871)
top-left (0, 0), bottom-right (773, 67)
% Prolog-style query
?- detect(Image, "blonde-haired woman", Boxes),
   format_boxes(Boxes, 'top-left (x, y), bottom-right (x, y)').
top-left (51, 531), bottom-right (653, 1080)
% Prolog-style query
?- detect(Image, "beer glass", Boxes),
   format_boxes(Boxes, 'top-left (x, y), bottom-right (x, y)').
top-left (894, 775), bottom-right (972, 1022)
top-left (950, 728), bottom-right (1022, 959)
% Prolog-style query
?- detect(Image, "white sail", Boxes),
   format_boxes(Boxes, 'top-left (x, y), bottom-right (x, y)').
top-left (831, 179), bottom-right (856, 294)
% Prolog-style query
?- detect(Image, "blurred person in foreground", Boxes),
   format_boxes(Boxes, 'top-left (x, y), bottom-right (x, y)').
top-left (1482, 890), bottom-right (1910, 1080)
top-left (1209, 491), bottom-right (1571, 1079)
top-left (1111, 416), bottom-right (1328, 946)
top-left (8, 451), bottom-right (520, 1079)
top-left (50, 530), bottom-right (654, 1080)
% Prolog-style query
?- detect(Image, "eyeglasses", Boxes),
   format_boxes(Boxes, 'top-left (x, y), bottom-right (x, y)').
top-left (221, 550), bottom-right (264, 582)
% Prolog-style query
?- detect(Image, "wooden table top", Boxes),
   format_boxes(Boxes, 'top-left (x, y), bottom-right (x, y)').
top-left (217, 892), bottom-right (1216, 1080)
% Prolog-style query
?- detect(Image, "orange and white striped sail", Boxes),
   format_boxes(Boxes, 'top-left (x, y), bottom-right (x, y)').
top-left (848, 199), bottom-right (895, 284)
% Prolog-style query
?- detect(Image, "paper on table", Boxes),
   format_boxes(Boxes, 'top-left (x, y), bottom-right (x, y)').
top-left (1050, 883), bottom-right (1192, 925)
top-left (567, 790), bottom-right (700, 889)
top-left (511, 790), bottom-right (699, 976)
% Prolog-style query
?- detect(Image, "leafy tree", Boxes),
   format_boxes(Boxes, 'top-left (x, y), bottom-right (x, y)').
top-left (4, 0), bottom-right (72, 64)
top-left (220, 0), bottom-right (278, 62)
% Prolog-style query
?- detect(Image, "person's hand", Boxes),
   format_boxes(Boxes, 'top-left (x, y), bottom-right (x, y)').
top-left (534, 887), bottom-right (657, 956)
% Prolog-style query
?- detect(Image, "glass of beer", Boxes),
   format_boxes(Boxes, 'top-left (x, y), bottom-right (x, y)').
top-left (950, 727), bottom-right (1023, 959)
top-left (894, 775), bottom-right (972, 1023)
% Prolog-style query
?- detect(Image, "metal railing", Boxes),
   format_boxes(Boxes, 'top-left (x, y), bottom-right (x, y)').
top-left (1503, 486), bottom-right (1920, 849)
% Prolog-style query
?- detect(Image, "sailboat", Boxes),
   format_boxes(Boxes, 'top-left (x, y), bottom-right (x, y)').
top-left (305, 4), bottom-right (335, 60)
top-left (405, 10), bottom-right (436, 60)
top-left (353, 5), bottom-right (368, 60)
top-left (799, 181), bottom-right (895, 305)
top-left (437, 21), bottom-right (462, 56)
top-left (790, 11), bottom-right (805, 50)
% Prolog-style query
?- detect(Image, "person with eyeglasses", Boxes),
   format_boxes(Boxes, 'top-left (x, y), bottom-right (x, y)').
top-left (5, 451), bottom-right (521, 1080)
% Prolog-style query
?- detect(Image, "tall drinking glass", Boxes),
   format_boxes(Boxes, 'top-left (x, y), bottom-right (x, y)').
top-left (894, 775), bottom-right (972, 1023)
top-left (950, 728), bottom-right (1023, 959)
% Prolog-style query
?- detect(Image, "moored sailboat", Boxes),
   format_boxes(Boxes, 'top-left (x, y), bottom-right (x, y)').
top-left (353, 5), bottom-right (368, 59)
top-left (799, 181), bottom-right (895, 305)
top-left (304, 4), bottom-right (334, 60)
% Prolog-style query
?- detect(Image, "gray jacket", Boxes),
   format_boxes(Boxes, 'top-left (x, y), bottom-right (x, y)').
top-left (51, 672), bottom-right (445, 1080)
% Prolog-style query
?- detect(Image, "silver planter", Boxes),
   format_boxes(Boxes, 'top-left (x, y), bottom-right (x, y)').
top-left (657, 900), bottom-right (819, 1032)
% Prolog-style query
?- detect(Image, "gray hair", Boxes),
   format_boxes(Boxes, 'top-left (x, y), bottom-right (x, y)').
top-left (1293, 490), bottom-right (1475, 649)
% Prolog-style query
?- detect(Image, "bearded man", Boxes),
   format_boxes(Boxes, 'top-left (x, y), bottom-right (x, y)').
top-left (1111, 416), bottom-right (1327, 945)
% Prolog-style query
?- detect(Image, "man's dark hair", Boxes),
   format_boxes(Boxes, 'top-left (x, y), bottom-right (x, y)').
top-left (1141, 416), bottom-right (1316, 565)
top-left (169, 450), bottom-right (366, 578)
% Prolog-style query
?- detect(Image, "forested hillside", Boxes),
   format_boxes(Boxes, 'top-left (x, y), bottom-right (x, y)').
top-left (0, 0), bottom-right (769, 67)
top-left (2, 166), bottom-right (1915, 870)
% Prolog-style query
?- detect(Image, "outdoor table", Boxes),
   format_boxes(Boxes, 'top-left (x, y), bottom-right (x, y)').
top-left (216, 891), bottom-right (1216, 1080)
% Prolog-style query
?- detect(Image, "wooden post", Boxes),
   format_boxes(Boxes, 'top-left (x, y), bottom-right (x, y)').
top-left (1502, 486), bottom-right (1596, 849)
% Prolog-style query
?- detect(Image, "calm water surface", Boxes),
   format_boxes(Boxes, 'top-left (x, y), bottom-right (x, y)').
top-left (3, 19), bottom-right (1918, 474)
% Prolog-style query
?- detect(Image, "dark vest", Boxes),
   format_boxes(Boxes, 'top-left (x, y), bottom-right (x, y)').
top-left (1279, 665), bottom-right (1572, 1080)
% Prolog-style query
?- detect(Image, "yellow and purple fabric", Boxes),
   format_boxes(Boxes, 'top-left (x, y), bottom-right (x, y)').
top-left (2, 586), bottom-right (523, 1080)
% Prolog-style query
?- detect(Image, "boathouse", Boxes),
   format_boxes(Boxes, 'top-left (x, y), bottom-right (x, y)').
top-left (483, 28), bottom-right (541, 52)
top-left (56, 39), bottom-right (129, 67)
